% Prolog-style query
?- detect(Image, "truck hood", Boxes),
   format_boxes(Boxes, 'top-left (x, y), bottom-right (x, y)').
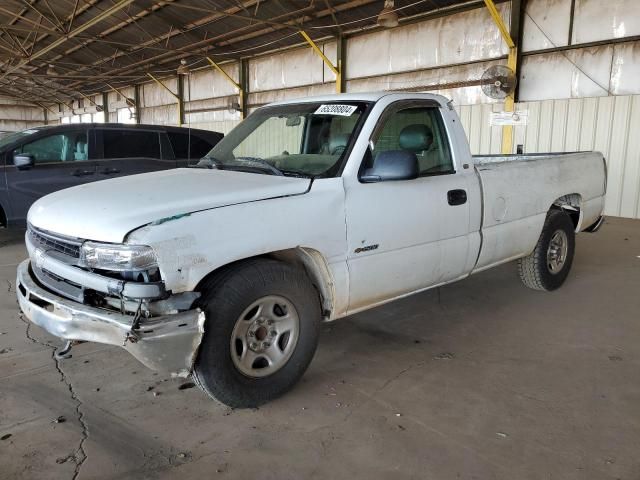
top-left (28, 168), bottom-right (311, 243)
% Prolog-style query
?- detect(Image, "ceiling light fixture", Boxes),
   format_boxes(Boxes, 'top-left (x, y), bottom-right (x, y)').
top-left (177, 59), bottom-right (190, 75)
top-left (377, 0), bottom-right (399, 28)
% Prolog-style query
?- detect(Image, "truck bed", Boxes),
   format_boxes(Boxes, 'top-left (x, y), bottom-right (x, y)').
top-left (470, 151), bottom-right (607, 272)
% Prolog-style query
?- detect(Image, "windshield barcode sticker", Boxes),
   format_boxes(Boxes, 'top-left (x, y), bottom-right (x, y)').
top-left (314, 104), bottom-right (357, 116)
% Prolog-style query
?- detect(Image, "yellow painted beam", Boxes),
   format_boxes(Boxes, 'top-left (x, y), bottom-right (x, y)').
top-left (501, 46), bottom-right (518, 154)
top-left (36, 101), bottom-right (57, 116)
top-left (78, 92), bottom-right (100, 109)
top-left (105, 82), bottom-right (135, 107)
top-left (299, 30), bottom-right (342, 93)
top-left (483, 0), bottom-right (515, 48)
top-left (146, 73), bottom-right (182, 126)
top-left (206, 57), bottom-right (240, 90)
top-left (146, 73), bottom-right (179, 100)
top-left (206, 57), bottom-right (246, 119)
top-left (484, 0), bottom-right (517, 153)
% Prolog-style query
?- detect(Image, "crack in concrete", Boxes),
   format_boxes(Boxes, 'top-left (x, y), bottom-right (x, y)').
top-left (20, 314), bottom-right (89, 479)
top-left (52, 351), bottom-right (89, 480)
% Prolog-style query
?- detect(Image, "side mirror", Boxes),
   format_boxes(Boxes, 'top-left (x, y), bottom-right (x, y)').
top-left (286, 116), bottom-right (301, 127)
top-left (360, 150), bottom-right (419, 183)
top-left (13, 153), bottom-right (34, 170)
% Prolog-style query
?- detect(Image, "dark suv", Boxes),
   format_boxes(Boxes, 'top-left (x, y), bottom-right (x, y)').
top-left (0, 123), bottom-right (222, 226)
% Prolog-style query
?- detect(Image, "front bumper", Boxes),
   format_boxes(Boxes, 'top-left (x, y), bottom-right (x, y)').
top-left (17, 260), bottom-right (205, 376)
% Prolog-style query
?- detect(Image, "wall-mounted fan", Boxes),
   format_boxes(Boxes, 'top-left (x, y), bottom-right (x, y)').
top-left (481, 65), bottom-right (517, 100)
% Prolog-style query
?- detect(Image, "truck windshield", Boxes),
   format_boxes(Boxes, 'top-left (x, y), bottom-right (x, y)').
top-left (200, 101), bottom-right (370, 178)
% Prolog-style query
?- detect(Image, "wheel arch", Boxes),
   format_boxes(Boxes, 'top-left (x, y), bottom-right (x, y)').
top-left (194, 247), bottom-right (335, 320)
top-left (550, 193), bottom-right (582, 232)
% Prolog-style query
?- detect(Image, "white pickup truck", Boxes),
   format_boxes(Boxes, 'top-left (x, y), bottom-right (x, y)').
top-left (17, 92), bottom-right (606, 407)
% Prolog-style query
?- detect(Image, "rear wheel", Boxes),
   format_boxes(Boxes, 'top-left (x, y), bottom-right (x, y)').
top-left (518, 209), bottom-right (576, 291)
top-left (193, 259), bottom-right (321, 408)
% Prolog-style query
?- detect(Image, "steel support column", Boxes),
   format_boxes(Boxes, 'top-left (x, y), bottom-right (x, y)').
top-left (336, 35), bottom-right (346, 93)
top-left (510, 0), bottom-right (526, 102)
top-left (102, 92), bottom-right (109, 122)
top-left (239, 58), bottom-right (248, 119)
top-left (134, 85), bottom-right (141, 124)
top-left (177, 75), bottom-right (185, 126)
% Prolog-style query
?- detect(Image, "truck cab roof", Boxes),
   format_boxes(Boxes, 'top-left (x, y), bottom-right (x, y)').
top-left (267, 91), bottom-right (452, 107)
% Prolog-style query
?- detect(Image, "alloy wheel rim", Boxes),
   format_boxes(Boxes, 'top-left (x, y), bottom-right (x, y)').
top-left (230, 295), bottom-right (300, 378)
top-left (547, 229), bottom-right (568, 274)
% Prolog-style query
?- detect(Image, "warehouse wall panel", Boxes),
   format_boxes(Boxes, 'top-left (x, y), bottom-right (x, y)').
top-left (347, 3), bottom-right (509, 79)
top-left (522, 0), bottom-right (571, 51)
top-left (188, 62), bottom-right (240, 101)
top-left (0, 96), bottom-right (48, 135)
top-left (572, 0), bottom-right (640, 44)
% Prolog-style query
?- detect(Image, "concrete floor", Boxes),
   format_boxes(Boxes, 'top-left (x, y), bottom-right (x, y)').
top-left (0, 217), bottom-right (639, 480)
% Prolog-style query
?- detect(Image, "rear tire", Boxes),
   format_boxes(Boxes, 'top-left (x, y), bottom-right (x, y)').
top-left (518, 209), bottom-right (576, 291)
top-left (193, 259), bottom-right (321, 408)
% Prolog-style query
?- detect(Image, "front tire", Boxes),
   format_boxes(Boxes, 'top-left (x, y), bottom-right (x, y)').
top-left (518, 209), bottom-right (576, 291)
top-left (193, 259), bottom-right (321, 408)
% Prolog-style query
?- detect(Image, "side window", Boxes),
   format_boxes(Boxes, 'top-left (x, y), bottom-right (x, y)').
top-left (372, 106), bottom-right (454, 176)
top-left (167, 132), bottom-right (213, 159)
top-left (102, 130), bottom-right (160, 159)
top-left (190, 136), bottom-right (215, 158)
top-left (167, 132), bottom-right (189, 159)
top-left (14, 131), bottom-right (88, 163)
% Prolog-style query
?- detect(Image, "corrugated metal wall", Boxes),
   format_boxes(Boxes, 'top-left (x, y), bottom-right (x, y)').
top-left (459, 95), bottom-right (640, 218)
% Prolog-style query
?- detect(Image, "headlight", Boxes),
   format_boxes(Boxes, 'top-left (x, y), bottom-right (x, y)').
top-left (80, 242), bottom-right (157, 271)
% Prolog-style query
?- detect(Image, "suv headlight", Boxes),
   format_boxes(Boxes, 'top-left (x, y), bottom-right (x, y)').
top-left (80, 242), bottom-right (157, 271)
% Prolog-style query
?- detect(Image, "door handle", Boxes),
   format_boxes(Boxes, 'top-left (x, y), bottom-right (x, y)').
top-left (99, 168), bottom-right (120, 175)
top-left (447, 189), bottom-right (467, 206)
top-left (71, 169), bottom-right (94, 177)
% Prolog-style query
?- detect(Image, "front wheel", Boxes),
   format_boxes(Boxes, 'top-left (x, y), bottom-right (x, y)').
top-left (193, 259), bottom-right (321, 408)
top-left (518, 209), bottom-right (576, 291)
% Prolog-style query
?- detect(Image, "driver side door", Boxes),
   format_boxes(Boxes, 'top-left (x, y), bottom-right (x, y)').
top-left (344, 101), bottom-right (472, 313)
top-left (6, 128), bottom-right (97, 224)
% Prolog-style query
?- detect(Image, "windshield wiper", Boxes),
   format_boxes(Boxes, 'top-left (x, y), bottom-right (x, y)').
top-left (232, 156), bottom-right (284, 176)
top-left (191, 156), bottom-right (223, 169)
top-left (279, 169), bottom-right (314, 179)
top-left (191, 156), bottom-right (313, 178)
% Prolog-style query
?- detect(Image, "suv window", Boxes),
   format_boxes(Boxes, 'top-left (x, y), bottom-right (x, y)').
top-left (14, 131), bottom-right (88, 163)
top-left (167, 132), bottom-right (213, 159)
top-left (373, 106), bottom-right (453, 176)
top-left (102, 130), bottom-right (160, 158)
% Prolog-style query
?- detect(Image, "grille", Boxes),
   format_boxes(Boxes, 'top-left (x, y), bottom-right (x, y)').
top-left (28, 225), bottom-right (82, 259)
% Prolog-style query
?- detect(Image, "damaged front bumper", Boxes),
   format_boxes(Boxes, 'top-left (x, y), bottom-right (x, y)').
top-left (16, 260), bottom-right (205, 376)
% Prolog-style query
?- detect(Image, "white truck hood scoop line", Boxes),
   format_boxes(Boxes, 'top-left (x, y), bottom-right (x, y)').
top-left (28, 168), bottom-right (311, 243)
